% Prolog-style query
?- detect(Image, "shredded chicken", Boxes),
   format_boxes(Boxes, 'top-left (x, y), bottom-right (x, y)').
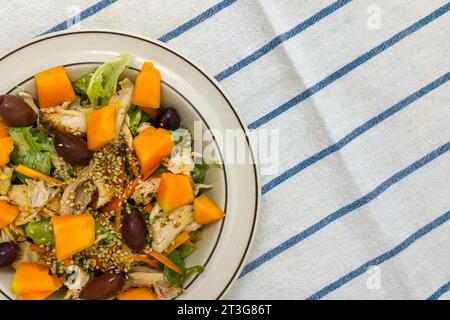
top-left (151, 205), bottom-right (194, 253)
top-left (0, 166), bottom-right (13, 195)
top-left (165, 129), bottom-right (195, 176)
top-left (183, 221), bottom-right (202, 233)
top-left (7, 180), bottom-right (59, 218)
top-left (123, 266), bottom-right (183, 300)
top-left (8, 185), bottom-right (31, 210)
top-left (137, 122), bottom-right (153, 134)
top-left (60, 143), bottom-right (124, 214)
top-left (2, 226), bottom-right (17, 243)
top-left (28, 180), bottom-right (53, 208)
top-left (121, 123), bottom-right (134, 150)
top-left (60, 179), bottom-right (95, 215)
top-left (40, 106), bottom-right (92, 136)
top-left (193, 183), bottom-right (212, 196)
top-left (131, 178), bottom-right (160, 205)
top-left (110, 78), bottom-right (134, 140)
top-left (166, 147), bottom-right (195, 176)
top-left (51, 155), bottom-right (73, 180)
top-left (38, 194), bottom-right (62, 218)
top-left (12, 241), bottom-right (42, 268)
top-left (64, 266), bottom-right (90, 300)
top-left (149, 203), bottom-right (162, 225)
top-left (0, 229), bottom-right (12, 243)
top-left (14, 210), bottom-right (40, 226)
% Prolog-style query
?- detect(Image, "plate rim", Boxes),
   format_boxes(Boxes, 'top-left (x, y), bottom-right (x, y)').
top-left (0, 29), bottom-right (261, 300)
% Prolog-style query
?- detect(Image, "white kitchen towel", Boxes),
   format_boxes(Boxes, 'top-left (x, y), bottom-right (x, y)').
top-left (0, 0), bottom-right (449, 300)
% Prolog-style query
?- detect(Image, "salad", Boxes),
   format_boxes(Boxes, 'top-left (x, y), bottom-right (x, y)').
top-left (0, 54), bottom-right (225, 300)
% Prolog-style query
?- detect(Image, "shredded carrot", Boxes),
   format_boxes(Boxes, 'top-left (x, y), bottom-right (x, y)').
top-left (128, 255), bottom-right (162, 270)
top-left (127, 147), bottom-right (141, 178)
top-left (123, 178), bottom-right (140, 198)
top-left (103, 197), bottom-right (120, 214)
top-left (15, 164), bottom-right (62, 185)
top-left (119, 162), bottom-right (126, 182)
top-left (114, 205), bottom-right (121, 231)
top-left (147, 251), bottom-right (181, 274)
top-left (144, 203), bottom-right (153, 214)
top-left (164, 232), bottom-right (190, 255)
top-left (29, 243), bottom-right (47, 254)
top-left (114, 178), bottom-right (141, 231)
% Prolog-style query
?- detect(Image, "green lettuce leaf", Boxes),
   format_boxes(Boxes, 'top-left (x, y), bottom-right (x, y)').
top-left (86, 53), bottom-right (134, 106)
top-left (163, 245), bottom-right (204, 287)
top-left (73, 71), bottom-right (94, 96)
top-left (192, 161), bottom-right (208, 184)
top-left (192, 160), bottom-right (223, 184)
top-left (128, 105), bottom-right (142, 135)
top-left (8, 127), bottom-right (55, 175)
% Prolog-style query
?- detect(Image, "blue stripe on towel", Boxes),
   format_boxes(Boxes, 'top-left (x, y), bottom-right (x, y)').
top-left (262, 72), bottom-right (450, 194)
top-left (40, 0), bottom-right (119, 36)
top-left (427, 280), bottom-right (450, 300)
top-left (214, 0), bottom-right (353, 81)
top-left (159, 0), bottom-right (237, 43)
top-left (248, 3), bottom-right (450, 130)
top-left (308, 210), bottom-right (450, 300)
top-left (240, 141), bottom-right (450, 277)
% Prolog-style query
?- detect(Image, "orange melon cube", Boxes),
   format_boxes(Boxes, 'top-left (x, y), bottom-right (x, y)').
top-left (11, 262), bottom-right (62, 294)
top-left (194, 194), bottom-right (225, 225)
top-left (0, 137), bottom-right (14, 167)
top-left (133, 128), bottom-right (174, 177)
top-left (132, 62), bottom-right (161, 110)
top-left (52, 213), bottom-right (95, 261)
top-left (86, 104), bottom-right (116, 151)
top-left (17, 291), bottom-right (55, 300)
top-left (35, 66), bottom-right (75, 108)
top-left (118, 287), bottom-right (158, 300)
top-left (157, 172), bottom-right (194, 213)
top-left (0, 200), bottom-right (19, 228)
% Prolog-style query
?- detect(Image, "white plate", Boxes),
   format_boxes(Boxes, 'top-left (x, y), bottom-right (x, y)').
top-left (0, 30), bottom-right (260, 300)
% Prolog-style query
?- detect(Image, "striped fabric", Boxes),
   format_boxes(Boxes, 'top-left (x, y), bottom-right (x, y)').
top-left (1, 0), bottom-right (449, 300)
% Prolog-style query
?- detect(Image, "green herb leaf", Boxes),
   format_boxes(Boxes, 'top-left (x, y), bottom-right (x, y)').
top-left (185, 265), bottom-right (204, 278)
top-left (163, 245), bottom-right (203, 287)
top-left (51, 156), bottom-right (76, 181)
top-left (95, 221), bottom-right (115, 243)
top-left (177, 244), bottom-right (194, 258)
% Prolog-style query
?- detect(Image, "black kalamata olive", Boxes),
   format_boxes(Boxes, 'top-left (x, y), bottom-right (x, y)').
top-left (121, 208), bottom-right (146, 252)
top-left (155, 107), bottom-right (181, 130)
top-left (0, 95), bottom-right (37, 127)
top-left (79, 273), bottom-right (124, 300)
top-left (0, 242), bottom-right (20, 268)
top-left (54, 132), bottom-right (93, 165)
